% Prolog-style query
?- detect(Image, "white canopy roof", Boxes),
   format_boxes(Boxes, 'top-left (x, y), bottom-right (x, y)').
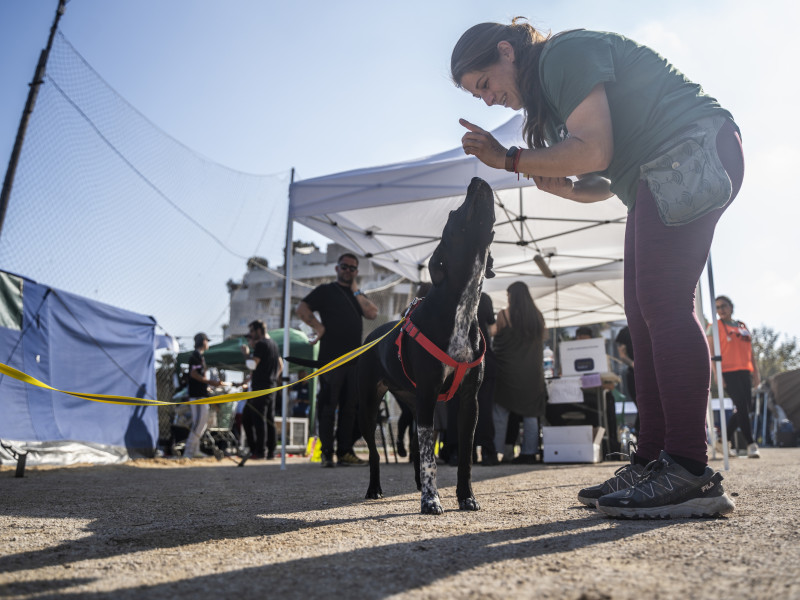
top-left (289, 115), bottom-right (628, 328)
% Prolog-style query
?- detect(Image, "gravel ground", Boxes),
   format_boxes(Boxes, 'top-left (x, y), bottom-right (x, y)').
top-left (1, 448), bottom-right (799, 599)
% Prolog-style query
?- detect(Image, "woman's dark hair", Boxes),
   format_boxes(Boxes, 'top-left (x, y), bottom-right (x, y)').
top-left (248, 319), bottom-right (266, 335)
top-left (451, 17), bottom-right (553, 149)
top-left (507, 280), bottom-right (544, 339)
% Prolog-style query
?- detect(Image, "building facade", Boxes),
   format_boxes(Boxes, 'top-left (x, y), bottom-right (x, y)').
top-left (223, 243), bottom-right (414, 340)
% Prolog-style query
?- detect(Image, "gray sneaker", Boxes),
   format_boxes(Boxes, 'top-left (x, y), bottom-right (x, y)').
top-left (578, 458), bottom-right (645, 507)
top-left (597, 451), bottom-right (735, 519)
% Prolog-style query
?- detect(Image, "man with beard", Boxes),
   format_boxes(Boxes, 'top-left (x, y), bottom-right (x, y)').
top-left (296, 253), bottom-right (378, 468)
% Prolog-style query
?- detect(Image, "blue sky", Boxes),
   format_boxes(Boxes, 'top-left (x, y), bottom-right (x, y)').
top-left (1, 0), bottom-right (799, 341)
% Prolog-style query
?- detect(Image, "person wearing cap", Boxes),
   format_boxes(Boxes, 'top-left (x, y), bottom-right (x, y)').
top-left (184, 332), bottom-right (221, 458)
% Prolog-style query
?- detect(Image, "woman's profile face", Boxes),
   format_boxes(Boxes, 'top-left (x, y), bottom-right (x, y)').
top-left (459, 42), bottom-right (521, 110)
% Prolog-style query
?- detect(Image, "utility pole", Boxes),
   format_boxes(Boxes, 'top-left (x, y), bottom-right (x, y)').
top-left (0, 0), bottom-right (67, 238)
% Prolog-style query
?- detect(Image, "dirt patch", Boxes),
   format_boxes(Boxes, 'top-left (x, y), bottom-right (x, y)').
top-left (2, 449), bottom-right (799, 599)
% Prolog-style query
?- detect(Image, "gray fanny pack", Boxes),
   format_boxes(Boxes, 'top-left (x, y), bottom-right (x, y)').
top-left (639, 115), bottom-right (733, 226)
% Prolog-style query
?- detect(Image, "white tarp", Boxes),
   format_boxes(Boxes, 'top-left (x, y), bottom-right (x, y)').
top-left (290, 116), bottom-right (628, 328)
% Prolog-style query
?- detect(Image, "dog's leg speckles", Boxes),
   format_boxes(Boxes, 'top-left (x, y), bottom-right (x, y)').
top-left (417, 425), bottom-right (443, 515)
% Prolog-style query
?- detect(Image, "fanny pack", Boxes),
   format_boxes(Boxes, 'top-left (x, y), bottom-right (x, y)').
top-left (639, 115), bottom-right (733, 226)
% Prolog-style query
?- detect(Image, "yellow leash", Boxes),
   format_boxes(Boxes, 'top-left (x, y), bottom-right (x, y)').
top-left (0, 318), bottom-right (405, 407)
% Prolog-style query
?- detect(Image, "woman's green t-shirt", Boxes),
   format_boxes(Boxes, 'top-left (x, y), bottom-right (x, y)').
top-left (538, 30), bottom-right (733, 209)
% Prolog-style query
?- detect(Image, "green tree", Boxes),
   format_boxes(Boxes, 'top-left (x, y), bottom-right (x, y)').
top-left (752, 326), bottom-right (800, 380)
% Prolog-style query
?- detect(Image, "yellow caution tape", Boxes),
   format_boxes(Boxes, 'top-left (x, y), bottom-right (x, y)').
top-left (0, 318), bottom-right (404, 407)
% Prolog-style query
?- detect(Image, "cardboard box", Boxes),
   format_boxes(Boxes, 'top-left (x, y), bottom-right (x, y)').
top-left (558, 338), bottom-right (608, 376)
top-left (542, 425), bottom-right (605, 463)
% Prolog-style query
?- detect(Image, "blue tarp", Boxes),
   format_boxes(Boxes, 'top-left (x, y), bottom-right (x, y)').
top-left (0, 270), bottom-right (158, 457)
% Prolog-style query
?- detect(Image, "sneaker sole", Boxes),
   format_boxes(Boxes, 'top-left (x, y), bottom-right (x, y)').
top-left (597, 493), bottom-right (735, 519)
top-left (577, 494), bottom-right (600, 508)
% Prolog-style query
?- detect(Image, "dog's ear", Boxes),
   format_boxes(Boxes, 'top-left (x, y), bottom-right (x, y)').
top-left (428, 245), bottom-right (445, 286)
top-left (484, 251), bottom-right (496, 279)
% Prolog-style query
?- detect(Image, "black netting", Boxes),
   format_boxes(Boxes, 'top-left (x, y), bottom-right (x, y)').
top-left (1, 33), bottom-right (289, 341)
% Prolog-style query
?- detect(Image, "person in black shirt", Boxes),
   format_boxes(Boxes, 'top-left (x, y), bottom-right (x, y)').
top-left (296, 253), bottom-right (378, 467)
top-left (184, 332), bottom-right (220, 458)
top-left (242, 319), bottom-right (283, 460)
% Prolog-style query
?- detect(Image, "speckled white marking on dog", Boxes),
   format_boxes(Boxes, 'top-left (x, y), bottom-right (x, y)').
top-left (445, 254), bottom-right (484, 373)
top-left (417, 425), bottom-right (438, 507)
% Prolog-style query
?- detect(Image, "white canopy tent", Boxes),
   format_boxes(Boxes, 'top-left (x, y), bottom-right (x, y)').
top-left (288, 115), bottom-right (628, 329)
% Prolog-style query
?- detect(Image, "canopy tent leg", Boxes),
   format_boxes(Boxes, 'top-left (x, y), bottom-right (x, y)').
top-left (280, 169), bottom-right (295, 470)
top-left (705, 253), bottom-right (731, 470)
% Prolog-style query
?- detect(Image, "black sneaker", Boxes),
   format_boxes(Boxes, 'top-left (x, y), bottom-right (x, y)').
top-left (479, 452), bottom-right (500, 466)
top-left (321, 454), bottom-right (335, 468)
top-left (577, 455), bottom-right (645, 507)
top-left (596, 451), bottom-right (735, 519)
top-left (511, 453), bottom-right (538, 464)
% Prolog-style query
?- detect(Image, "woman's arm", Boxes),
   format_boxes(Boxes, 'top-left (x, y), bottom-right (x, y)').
top-left (533, 173), bottom-right (614, 203)
top-left (750, 342), bottom-right (761, 387)
top-left (460, 83), bottom-right (614, 178)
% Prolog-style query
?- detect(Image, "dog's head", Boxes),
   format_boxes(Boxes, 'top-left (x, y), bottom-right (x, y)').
top-left (428, 177), bottom-right (495, 295)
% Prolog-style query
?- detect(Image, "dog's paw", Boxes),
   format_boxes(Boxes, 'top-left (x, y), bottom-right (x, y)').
top-left (420, 496), bottom-right (444, 515)
top-left (365, 488), bottom-right (383, 500)
top-left (458, 496), bottom-right (481, 511)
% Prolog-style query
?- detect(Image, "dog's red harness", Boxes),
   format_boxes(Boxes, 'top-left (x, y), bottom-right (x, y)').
top-left (395, 298), bottom-right (485, 402)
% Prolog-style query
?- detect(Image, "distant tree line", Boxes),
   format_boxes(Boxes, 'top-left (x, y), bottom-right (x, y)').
top-left (752, 327), bottom-right (800, 380)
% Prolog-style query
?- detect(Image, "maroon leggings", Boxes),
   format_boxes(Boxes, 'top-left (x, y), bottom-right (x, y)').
top-left (624, 119), bottom-right (744, 464)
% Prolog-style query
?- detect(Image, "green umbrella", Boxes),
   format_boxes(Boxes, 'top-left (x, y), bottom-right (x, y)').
top-left (177, 328), bottom-right (317, 373)
top-left (268, 328), bottom-right (318, 373)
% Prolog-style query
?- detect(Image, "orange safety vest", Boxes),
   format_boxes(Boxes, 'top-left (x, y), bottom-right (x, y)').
top-left (711, 320), bottom-right (754, 373)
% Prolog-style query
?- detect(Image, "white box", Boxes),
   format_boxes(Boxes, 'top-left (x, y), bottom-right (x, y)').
top-left (542, 425), bottom-right (605, 463)
top-left (558, 339), bottom-right (608, 376)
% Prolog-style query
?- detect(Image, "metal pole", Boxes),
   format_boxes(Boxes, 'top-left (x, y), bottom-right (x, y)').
top-left (696, 279), bottom-right (719, 458)
top-left (280, 168), bottom-right (295, 470)
top-left (0, 0), bottom-right (67, 237)
top-left (706, 254), bottom-right (730, 470)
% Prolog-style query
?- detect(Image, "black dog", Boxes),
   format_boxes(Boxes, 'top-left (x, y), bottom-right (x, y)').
top-left (356, 177), bottom-right (495, 514)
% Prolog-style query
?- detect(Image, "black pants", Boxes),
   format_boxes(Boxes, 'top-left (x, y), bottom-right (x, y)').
top-left (723, 369), bottom-right (754, 446)
top-left (243, 393), bottom-right (275, 457)
top-left (317, 364), bottom-right (356, 459)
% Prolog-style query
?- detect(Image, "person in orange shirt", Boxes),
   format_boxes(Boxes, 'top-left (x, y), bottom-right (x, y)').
top-left (708, 295), bottom-right (761, 458)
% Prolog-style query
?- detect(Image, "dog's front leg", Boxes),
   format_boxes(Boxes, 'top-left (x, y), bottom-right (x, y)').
top-left (416, 425), bottom-right (443, 514)
top-left (416, 394), bottom-right (443, 515)
top-left (456, 382), bottom-right (480, 511)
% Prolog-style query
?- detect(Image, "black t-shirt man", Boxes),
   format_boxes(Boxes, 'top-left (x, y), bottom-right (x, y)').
top-left (301, 282), bottom-right (364, 364)
top-left (187, 349), bottom-right (209, 398)
top-left (251, 338), bottom-right (281, 391)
